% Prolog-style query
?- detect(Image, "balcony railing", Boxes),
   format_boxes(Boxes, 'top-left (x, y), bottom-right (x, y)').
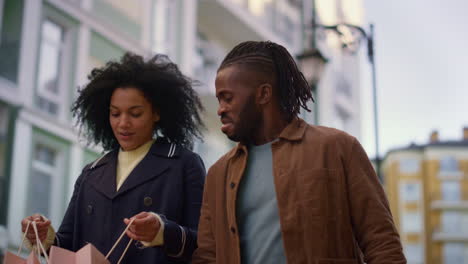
top-left (431, 200), bottom-right (468, 210)
top-left (433, 231), bottom-right (468, 242)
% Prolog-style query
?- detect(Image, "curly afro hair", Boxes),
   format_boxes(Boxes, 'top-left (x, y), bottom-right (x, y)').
top-left (72, 53), bottom-right (204, 151)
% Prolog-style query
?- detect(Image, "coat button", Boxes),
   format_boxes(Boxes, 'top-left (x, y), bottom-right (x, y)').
top-left (144, 197), bottom-right (153, 207)
top-left (230, 182), bottom-right (236, 189)
top-left (87, 205), bottom-right (93, 215)
top-left (230, 227), bottom-right (236, 234)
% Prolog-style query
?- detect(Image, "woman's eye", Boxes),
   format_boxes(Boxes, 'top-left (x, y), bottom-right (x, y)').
top-left (131, 113), bottom-right (142, 118)
top-left (110, 113), bottom-right (119, 117)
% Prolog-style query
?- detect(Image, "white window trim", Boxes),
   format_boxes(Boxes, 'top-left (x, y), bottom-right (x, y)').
top-left (36, 9), bottom-right (76, 122)
top-left (28, 131), bottom-right (68, 228)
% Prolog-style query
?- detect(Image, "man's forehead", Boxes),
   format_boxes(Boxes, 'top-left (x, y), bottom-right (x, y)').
top-left (216, 64), bottom-right (267, 86)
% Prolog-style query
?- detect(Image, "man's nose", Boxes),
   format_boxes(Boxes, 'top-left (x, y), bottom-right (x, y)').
top-left (217, 104), bottom-right (226, 117)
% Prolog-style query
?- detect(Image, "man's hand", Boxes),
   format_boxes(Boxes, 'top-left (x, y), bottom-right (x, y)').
top-left (21, 214), bottom-right (51, 244)
top-left (124, 212), bottom-right (161, 242)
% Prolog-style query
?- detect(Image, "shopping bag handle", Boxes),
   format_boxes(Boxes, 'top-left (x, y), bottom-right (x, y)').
top-left (31, 221), bottom-right (49, 263)
top-left (105, 218), bottom-right (135, 264)
top-left (17, 221), bottom-right (31, 256)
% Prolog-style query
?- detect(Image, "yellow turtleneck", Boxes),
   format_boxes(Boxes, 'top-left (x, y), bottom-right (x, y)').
top-left (116, 139), bottom-right (155, 190)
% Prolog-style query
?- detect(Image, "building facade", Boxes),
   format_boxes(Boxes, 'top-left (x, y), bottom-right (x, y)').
top-left (0, 0), bottom-right (365, 257)
top-left (384, 128), bottom-right (468, 264)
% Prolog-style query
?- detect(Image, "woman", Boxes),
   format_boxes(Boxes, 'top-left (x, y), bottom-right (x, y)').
top-left (21, 53), bottom-right (206, 263)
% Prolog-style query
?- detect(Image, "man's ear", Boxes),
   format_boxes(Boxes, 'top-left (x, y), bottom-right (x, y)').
top-left (256, 83), bottom-right (273, 105)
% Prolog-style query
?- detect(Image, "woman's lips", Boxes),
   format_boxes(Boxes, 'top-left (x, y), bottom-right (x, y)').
top-left (118, 132), bottom-right (134, 141)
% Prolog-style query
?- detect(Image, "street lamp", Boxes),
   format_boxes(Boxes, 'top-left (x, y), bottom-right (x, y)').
top-left (297, 2), bottom-right (381, 180)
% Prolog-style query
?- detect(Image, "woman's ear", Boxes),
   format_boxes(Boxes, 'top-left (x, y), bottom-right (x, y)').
top-left (153, 109), bottom-right (160, 123)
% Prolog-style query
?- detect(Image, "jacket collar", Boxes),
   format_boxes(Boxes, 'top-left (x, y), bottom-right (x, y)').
top-left (227, 117), bottom-right (307, 159)
top-left (86, 138), bottom-right (177, 199)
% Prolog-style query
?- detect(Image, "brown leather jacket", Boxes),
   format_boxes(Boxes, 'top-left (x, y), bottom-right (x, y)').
top-left (193, 118), bottom-right (406, 264)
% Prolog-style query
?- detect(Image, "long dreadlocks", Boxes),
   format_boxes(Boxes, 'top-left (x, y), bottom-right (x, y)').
top-left (219, 41), bottom-right (314, 122)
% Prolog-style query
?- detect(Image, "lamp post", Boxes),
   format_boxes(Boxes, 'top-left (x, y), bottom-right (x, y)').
top-left (297, 2), bottom-right (381, 180)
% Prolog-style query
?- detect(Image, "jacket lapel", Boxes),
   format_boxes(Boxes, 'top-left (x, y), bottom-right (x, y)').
top-left (87, 151), bottom-right (118, 199)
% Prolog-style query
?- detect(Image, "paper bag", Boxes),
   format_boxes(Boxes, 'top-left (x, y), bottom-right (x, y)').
top-left (49, 218), bottom-right (135, 264)
top-left (3, 221), bottom-right (46, 264)
top-left (48, 244), bottom-right (109, 264)
top-left (3, 251), bottom-right (40, 264)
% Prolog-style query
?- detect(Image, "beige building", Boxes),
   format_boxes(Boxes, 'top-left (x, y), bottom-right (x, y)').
top-left (383, 128), bottom-right (468, 264)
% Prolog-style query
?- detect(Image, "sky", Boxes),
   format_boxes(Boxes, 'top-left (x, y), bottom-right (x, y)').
top-left (360, 0), bottom-right (468, 158)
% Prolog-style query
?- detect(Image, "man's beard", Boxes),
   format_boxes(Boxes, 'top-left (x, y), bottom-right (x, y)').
top-left (228, 95), bottom-right (262, 144)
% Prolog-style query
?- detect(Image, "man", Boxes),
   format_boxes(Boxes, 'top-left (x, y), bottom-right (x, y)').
top-left (193, 41), bottom-right (406, 264)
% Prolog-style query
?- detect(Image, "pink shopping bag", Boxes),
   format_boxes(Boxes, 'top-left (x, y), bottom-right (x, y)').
top-left (48, 244), bottom-right (109, 264)
top-left (2, 251), bottom-right (40, 264)
top-left (3, 222), bottom-right (48, 264)
top-left (48, 218), bottom-right (135, 264)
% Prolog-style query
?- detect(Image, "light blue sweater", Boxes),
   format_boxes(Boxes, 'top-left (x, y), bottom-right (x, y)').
top-left (236, 142), bottom-right (287, 264)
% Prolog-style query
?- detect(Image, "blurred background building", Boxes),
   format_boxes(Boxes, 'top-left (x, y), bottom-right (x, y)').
top-left (0, 0), bottom-right (366, 257)
top-left (384, 128), bottom-right (468, 264)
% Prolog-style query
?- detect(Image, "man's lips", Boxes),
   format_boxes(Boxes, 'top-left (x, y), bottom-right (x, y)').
top-left (221, 123), bottom-right (233, 133)
top-left (220, 117), bottom-right (233, 133)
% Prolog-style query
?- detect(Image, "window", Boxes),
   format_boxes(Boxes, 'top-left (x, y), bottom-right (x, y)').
top-left (442, 211), bottom-right (461, 234)
top-left (440, 156), bottom-right (458, 173)
top-left (0, 0), bottom-right (24, 82)
top-left (441, 181), bottom-right (461, 201)
top-left (26, 130), bottom-right (69, 226)
top-left (401, 212), bottom-right (422, 233)
top-left (36, 20), bottom-right (65, 116)
top-left (27, 144), bottom-right (57, 217)
top-left (0, 103), bottom-right (10, 223)
top-left (400, 182), bottom-right (421, 202)
top-left (403, 243), bottom-right (423, 263)
top-left (399, 159), bottom-right (419, 173)
top-left (35, 7), bottom-right (77, 120)
top-left (443, 243), bottom-right (464, 264)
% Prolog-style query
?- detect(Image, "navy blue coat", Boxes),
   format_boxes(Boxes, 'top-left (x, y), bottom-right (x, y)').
top-left (55, 139), bottom-right (205, 263)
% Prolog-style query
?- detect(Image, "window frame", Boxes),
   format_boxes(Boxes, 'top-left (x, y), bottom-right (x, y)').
top-left (27, 129), bottom-right (69, 227)
top-left (34, 6), bottom-right (76, 122)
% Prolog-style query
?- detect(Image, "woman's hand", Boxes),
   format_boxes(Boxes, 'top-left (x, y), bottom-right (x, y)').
top-left (124, 212), bottom-right (160, 242)
top-left (21, 214), bottom-right (51, 244)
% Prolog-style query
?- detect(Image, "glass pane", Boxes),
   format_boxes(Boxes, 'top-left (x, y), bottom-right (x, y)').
top-left (442, 181), bottom-right (460, 201)
top-left (400, 182), bottom-right (421, 202)
top-left (34, 144), bottom-right (56, 166)
top-left (399, 159), bottom-right (419, 173)
top-left (444, 243), bottom-right (464, 264)
top-left (401, 212), bottom-right (422, 232)
top-left (27, 169), bottom-right (51, 216)
top-left (404, 243), bottom-right (423, 263)
top-left (0, 0), bottom-right (24, 82)
top-left (36, 96), bottom-right (58, 115)
top-left (0, 105), bottom-right (8, 179)
top-left (442, 211), bottom-right (461, 234)
top-left (37, 20), bottom-right (63, 96)
top-left (440, 156), bottom-right (458, 173)
top-left (42, 20), bottom-right (63, 44)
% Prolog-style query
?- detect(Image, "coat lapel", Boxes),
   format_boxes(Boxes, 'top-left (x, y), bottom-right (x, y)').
top-left (87, 151), bottom-right (118, 199)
